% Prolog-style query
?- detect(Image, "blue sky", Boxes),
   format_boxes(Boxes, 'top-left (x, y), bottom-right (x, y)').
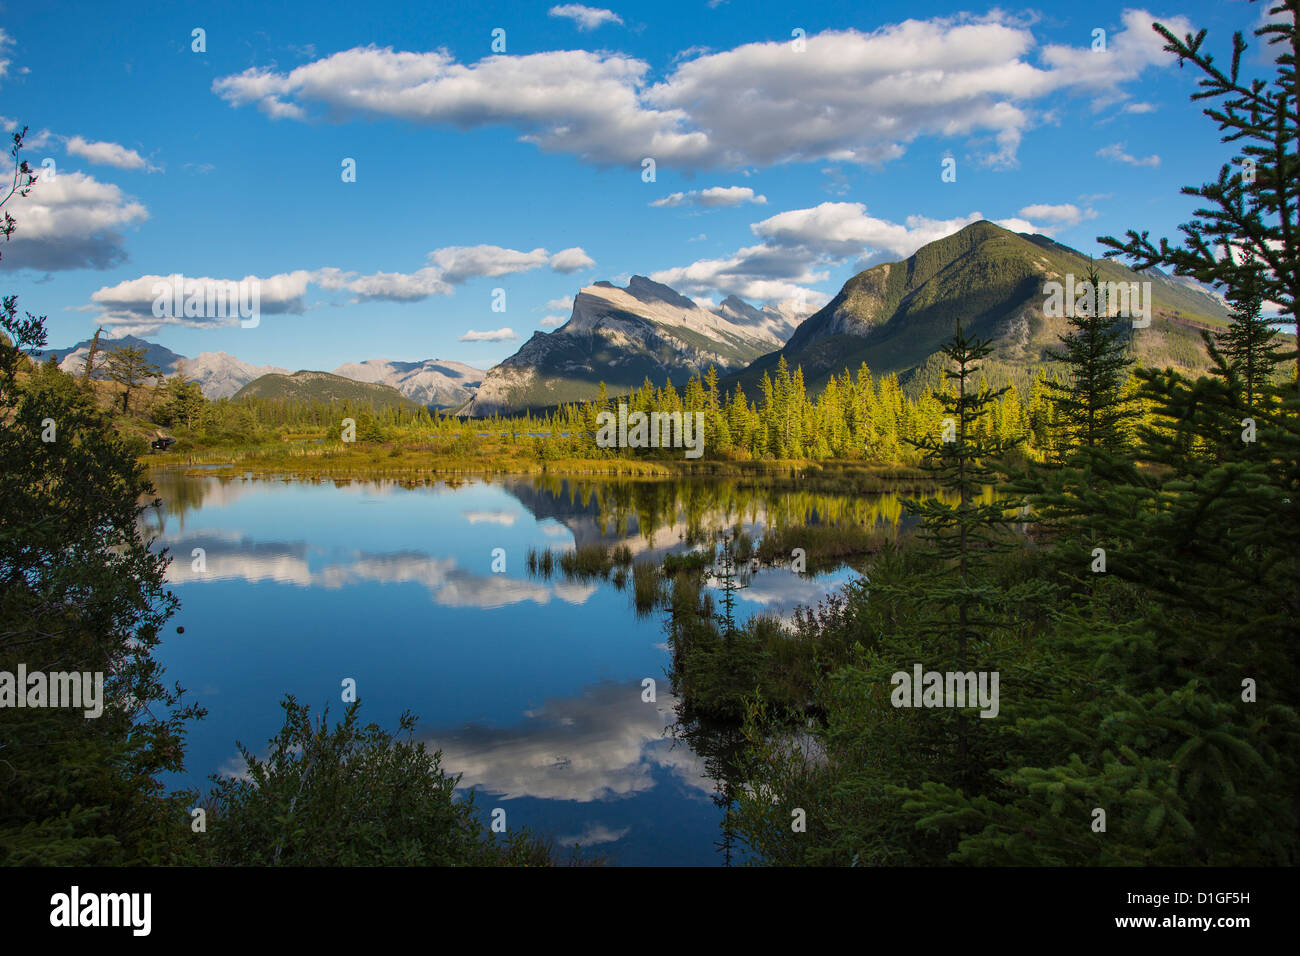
top-left (0, 0), bottom-right (1277, 370)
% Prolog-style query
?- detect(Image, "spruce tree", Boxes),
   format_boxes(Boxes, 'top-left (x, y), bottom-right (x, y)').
top-left (1204, 261), bottom-right (1285, 414)
top-left (1042, 263), bottom-right (1135, 457)
top-left (891, 324), bottom-right (1028, 782)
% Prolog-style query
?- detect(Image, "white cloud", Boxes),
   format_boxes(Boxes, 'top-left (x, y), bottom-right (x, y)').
top-left (428, 681), bottom-right (701, 803)
top-left (462, 510), bottom-right (518, 525)
top-left (431, 244), bottom-right (550, 283)
top-left (549, 246), bottom-right (595, 272)
top-left (0, 169), bottom-right (148, 271)
top-left (650, 241), bottom-right (830, 303)
top-left (651, 185), bottom-right (766, 208)
top-left (539, 315), bottom-right (567, 327)
top-left (459, 327), bottom-right (518, 342)
top-left (88, 270), bottom-right (316, 332)
top-left (65, 135), bottom-right (157, 172)
top-left (1037, 9), bottom-right (1195, 107)
top-left (544, 295), bottom-right (574, 311)
top-left (337, 244), bottom-right (593, 302)
top-left (1015, 202), bottom-right (1097, 231)
top-left (212, 12), bottom-right (1189, 171)
top-left (1097, 141), bottom-right (1160, 167)
top-left (699, 185), bottom-right (765, 207)
top-left (0, 28), bottom-right (13, 80)
top-left (653, 200), bottom-right (1061, 304)
top-left (752, 201), bottom-right (1028, 259)
top-left (84, 237), bottom-right (593, 324)
top-left (342, 266), bottom-right (451, 301)
top-left (1123, 102), bottom-right (1157, 114)
top-left (548, 4), bottom-right (623, 31)
top-left (213, 47), bottom-right (706, 167)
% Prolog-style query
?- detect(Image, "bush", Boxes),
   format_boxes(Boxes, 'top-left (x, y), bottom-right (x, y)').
top-left (206, 697), bottom-right (554, 866)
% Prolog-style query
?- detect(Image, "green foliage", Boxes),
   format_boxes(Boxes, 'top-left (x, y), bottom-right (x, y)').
top-left (152, 374), bottom-right (205, 431)
top-left (205, 697), bottom-right (553, 866)
top-left (1041, 263), bottom-right (1136, 456)
top-left (1, 126), bottom-right (202, 866)
top-left (728, 12), bottom-right (1300, 867)
top-left (103, 344), bottom-right (160, 415)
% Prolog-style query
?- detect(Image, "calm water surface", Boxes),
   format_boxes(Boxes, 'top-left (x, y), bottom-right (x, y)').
top-left (146, 471), bottom-right (902, 865)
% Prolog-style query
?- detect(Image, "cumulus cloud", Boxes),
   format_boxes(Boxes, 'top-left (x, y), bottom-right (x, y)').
top-left (162, 535), bottom-right (598, 609)
top-left (652, 200), bottom-right (1064, 304)
top-left (340, 266), bottom-right (451, 301)
top-left (1015, 202), bottom-right (1097, 231)
top-left (212, 11), bottom-right (1188, 171)
top-left (88, 270), bottom-right (316, 333)
top-left (1097, 141), bottom-right (1160, 167)
top-left (459, 327), bottom-right (518, 342)
top-left (213, 47), bottom-right (706, 166)
top-left (548, 246), bottom-right (595, 272)
top-left (1037, 9), bottom-right (1195, 105)
top-left (751, 201), bottom-right (1036, 259)
top-left (650, 241), bottom-right (830, 303)
top-left (431, 245), bottom-right (549, 283)
top-left (544, 295), bottom-right (574, 311)
top-left (340, 244), bottom-right (591, 301)
top-left (651, 185), bottom-right (766, 208)
top-left (548, 4), bottom-right (623, 31)
top-left (426, 681), bottom-right (706, 803)
top-left (539, 315), bottom-right (567, 327)
top-left (65, 135), bottom-right (157, 172)
top-left (85, 236), bottom-right (591, 326)
top-left (0, 169), bottom-right (148, 271)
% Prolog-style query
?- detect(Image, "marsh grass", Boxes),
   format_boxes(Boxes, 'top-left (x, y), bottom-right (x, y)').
top-left (527, 542), bottom-right (636, 581)
top-left (756, 522), bottom-right (894, 569)
top-left (631, 561), bottom-right (665, 616)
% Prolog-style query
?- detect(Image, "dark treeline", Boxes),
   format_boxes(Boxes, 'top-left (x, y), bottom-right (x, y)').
top-left (658, 14), bottom-right (1300, 866)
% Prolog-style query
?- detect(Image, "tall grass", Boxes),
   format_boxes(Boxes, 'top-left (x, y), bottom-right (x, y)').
top-left (755, 522), bottom-right (893, 568)
top-left (527, 542), bottom-right (635, 581)
top-left (631, 561), bottom-right (664, 616)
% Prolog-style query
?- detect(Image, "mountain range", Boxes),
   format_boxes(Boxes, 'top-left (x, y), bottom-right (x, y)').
top-left (733, 220), bottom-right (1233, 396)
top-left (44, 220), bottom-right (1243, 418)
top-left (232, 369), bottom-right (422, 410)
top-left (43, 337), bottom-right (485, 408)
top-left (460, 275), bottom-right (808, 415)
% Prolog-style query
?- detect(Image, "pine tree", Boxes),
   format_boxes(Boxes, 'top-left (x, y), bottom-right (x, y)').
top-left (904, 326), bottom-right (1023, 664)
top-left (1042, 263), bottom-right (1135, 456)
top-left (1205, 261), bottom-right (1284, 414)
top-left (1098, 8), bottom-right (1300, 402)
top-left (104, 344), bottom-right (160, 415)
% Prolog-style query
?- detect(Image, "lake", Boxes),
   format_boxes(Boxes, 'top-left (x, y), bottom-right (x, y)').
top-left (145, 469), bottom-right (907, 865)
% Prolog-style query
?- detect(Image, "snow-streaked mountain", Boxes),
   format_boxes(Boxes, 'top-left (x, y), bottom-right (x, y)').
top-left (332, 359), bottom-right (483, 409)
top-left (181, 353), bottom-right (291, 399)
top-left (42, 335), bottom-right (485, 405)
top-left (462, 276), bottom-right (802, 416)
top-left (712, 294), bottom-right (807, 344)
